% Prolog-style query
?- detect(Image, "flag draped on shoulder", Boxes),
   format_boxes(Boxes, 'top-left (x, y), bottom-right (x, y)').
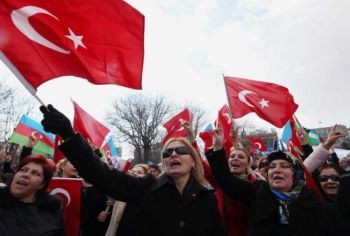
top-left (0, 0), bottom-right (144, 90)
top-left (9, 114), bottom-right (55, 155)
top-left (73, 100), bottom-right (110, 148)
top-left (224, 76), bottom-right (298, 128)
top-left (163, 108), bottom-right (191, 144)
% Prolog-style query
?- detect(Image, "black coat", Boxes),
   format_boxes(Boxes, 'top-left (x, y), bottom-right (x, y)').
top-left (80, 186), bottom-right (111, 236)
top-left (206, 148), bottom-right (344, 236)
top-left (0, 188), bottom-right (65, 236)
top-left (60, 134), bottom-right (224, 236)
top-left (337, 173), bottom-right (350, 232)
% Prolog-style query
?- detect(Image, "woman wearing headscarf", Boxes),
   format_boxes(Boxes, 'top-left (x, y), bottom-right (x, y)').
top-left (206, 125), bottom-right (344, 236)
top-left (39, 104), bottom-right (224, 236)
top-left (0, 154), bottom-right (65, 235)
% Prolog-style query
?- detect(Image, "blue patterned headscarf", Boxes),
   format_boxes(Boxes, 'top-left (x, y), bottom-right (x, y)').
top-left (267, 151), bottom-right (306, 224)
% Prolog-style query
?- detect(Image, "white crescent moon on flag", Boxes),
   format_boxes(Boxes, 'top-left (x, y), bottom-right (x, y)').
top-left (50, 188), bottom-right (71, 206)
top-left (31, 131), bottom-right (43, 139)
top-left (254, 142), bottom-right (262, 149)
top-left (11, 6), bottom-right (70, 54)
top-left (175, 119), bottom-right (185, 131)
top-left (238, 90), bottom-right (256, 107)
top-left (105, 150), bottom-right (111, 158)
top-left (223, 113), bottom-right (231, 124)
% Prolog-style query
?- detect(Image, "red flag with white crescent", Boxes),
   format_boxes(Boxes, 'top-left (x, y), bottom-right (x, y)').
top-left (48, 178), bottom-right (82, 236)
top-left (162, 108), bottom-right (191, 144)
top-left (0, 0), bottom-right (144, 90)
top-left (73, 100), bottom-right (110, 148)
top-left (224, 76), bottom-right (298, 128)
top-left (247, 136), bottom-right (267, 152)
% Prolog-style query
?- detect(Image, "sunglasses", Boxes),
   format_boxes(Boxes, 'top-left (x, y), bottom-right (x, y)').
top-left (163, 147), bottom-right (191, 158)
top-left (318, 175), bottom-right (340, 182)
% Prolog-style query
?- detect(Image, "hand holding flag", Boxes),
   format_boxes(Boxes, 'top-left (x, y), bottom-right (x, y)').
top-left (40, 104), bottom-right (75, 140)
top-left (9, 114), bottom-right (55, 155)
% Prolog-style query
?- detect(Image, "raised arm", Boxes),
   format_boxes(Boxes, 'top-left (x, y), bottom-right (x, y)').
top-left (206, 124), bottom-right (254, 206)
top-left (304, 125), bottom-right (345, 173)
top-left (40, 104), bottom-right (155, 203)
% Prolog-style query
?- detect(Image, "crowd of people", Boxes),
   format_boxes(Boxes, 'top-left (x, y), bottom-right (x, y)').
top-left (0, 104), bottom-right (349, 236)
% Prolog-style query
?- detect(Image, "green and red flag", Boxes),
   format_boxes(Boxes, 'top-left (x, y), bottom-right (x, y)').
top-left (294, 116), bottom-right (320, 146)
top-left (9, 114), bottom-right (55, 155)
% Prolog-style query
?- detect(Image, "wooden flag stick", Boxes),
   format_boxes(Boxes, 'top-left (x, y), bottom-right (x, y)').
top-left (0, 51), bottom-right (45, 106)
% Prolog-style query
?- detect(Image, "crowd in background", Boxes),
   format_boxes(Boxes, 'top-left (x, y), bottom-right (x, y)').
top-left (0, 104), bottom-right (349, 236)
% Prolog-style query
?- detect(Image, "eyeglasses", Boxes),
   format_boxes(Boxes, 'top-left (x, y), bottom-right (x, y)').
top-left (318, 175), bottom-right (340, 182)
top-left (163, 147), bottom-right (191, 158)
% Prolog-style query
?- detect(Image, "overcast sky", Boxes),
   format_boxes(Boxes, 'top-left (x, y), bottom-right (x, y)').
top-left (1, 0), bottom-right (349, 142)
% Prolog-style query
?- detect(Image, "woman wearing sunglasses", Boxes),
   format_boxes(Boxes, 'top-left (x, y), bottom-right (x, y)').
top-left (314, 163), bottom-right (343, 201)
top-left (206, 125), bottom-right (344, 236)
top-left (39, 105), bottom-right (224, 236)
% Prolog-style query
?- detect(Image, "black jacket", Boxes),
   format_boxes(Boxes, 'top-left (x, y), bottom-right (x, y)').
top-left (80, 186), bottom-right (111, 236)
top-left (0, 187), bottom-right (65, 236)
top-left (206, 148), bottom-right (344, 236)
top-left (337, 173), bottom-right (350, 231)
top-left (60, 134), bottom-right (224, 236)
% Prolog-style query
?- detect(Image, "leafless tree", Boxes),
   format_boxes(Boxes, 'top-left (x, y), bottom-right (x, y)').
top-left (106, 94), bottom-right (171, 164)
top-left (0, 82), bottom-right (36, 142)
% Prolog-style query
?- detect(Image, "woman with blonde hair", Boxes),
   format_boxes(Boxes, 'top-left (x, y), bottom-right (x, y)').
top-left (39, 104), bottom-right (224, 236)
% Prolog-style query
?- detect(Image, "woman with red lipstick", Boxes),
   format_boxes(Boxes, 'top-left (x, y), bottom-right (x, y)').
top-left (0, 154), bottom-right (65, 236)
top-left (206, 126), bottom-right (344, 236)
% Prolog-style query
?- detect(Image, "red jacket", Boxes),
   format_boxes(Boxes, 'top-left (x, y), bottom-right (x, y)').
top-left (202, 160), bottom-right (256, 236)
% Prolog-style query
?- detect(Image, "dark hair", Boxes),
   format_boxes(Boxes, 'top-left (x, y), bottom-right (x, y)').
top-left (11, 154), bottom-right (56, 192)
top-left (266, 151), bottom-right (291, 164)
top-left (149, 163), bottom-right (160, 172)
top-left (313, 162), bottom-right (344, 200)
top-left (317, 162), bottom-right (344, 177)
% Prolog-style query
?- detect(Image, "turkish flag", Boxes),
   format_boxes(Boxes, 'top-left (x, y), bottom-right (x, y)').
top-left (162, 108), bottom-right (191, 144)
top-left (48, 178), bottom-right (82, 236)
top-left (287, 117), bottom-right (304, 157)
top-left (0, 0), bottom-right (144, 90)
top-left (224, 76), bottom-right (298, 128)
top-left (215, 105), bottom-right (233, 157)
top-left (73, 100), bottom-right (110, 148)
top-left (53, 135), bottom-right (65, 164)
top-left (199, 123), bottom-right (214, 152)
top-left (247, 136), bottom-right (267, 152)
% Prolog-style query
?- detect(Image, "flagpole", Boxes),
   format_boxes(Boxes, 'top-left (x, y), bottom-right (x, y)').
top-left (0, 51), bottom-right (45, 105)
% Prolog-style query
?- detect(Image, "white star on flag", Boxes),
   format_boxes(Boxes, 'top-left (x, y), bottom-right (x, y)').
top-left (65, 28), bottom-right (86, 50)
top-left (259, 98), bottom-right (270, 108)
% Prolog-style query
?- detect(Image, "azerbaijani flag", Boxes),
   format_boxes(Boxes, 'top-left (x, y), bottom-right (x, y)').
top-left (9, 115), bottom-right (55, 156)
top-left (101, 138), bottom-right (119, 158)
